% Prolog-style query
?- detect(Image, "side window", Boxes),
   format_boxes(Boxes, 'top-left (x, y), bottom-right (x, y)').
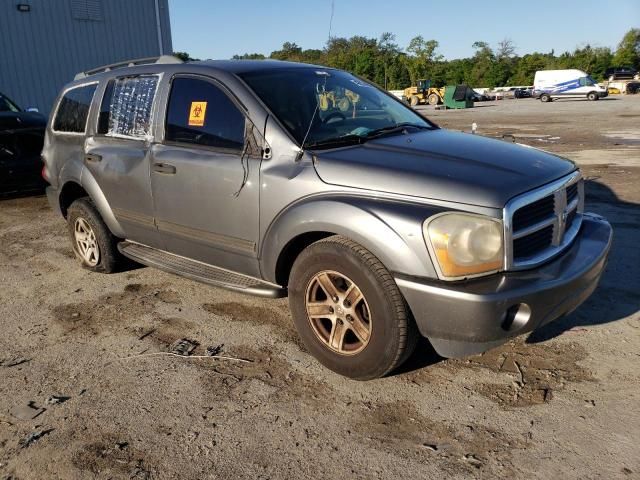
top-left (53, 83), bottom-right (97, 133)
top-left (165, 77), bottom-right (245, 151)
top-left (97, 75), bottom-right (159, 138)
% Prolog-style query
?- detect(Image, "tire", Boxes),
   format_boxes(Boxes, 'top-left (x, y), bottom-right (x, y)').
top-left (427, 93), bottom-right (440, 105)
top-left (587, 92), bottom-right (599, 101)
top-left (540, 93), bottom-right (551, 103)
top-left (67, 197), bottom-right (123, 273)
top-left (288, 235), bottom-right (419, 380)
top-left (410, 95), bottom-right (420, 107)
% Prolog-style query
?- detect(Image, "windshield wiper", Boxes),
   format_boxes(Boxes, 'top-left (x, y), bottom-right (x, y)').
top-left (304, 123), bottom-right (431, 150)
top-left (304, 134), bottom-right (365, 150)
top-left (364, 122), bottom-right (432, 139)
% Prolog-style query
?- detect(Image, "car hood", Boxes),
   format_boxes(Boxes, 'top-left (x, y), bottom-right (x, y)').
top-left (312, 129), bottom-right (576, 208)
top-left (0, 111), bottom-right (46, 131)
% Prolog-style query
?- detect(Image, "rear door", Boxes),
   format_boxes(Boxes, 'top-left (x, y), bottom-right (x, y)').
top-left (150, 75), bottom-right (262, 276)
top-left (83, 75), bottom-right (162, 248)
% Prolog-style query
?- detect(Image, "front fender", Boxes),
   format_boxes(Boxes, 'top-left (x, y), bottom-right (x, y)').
top-left (260, 194), bottom-right (443, 283)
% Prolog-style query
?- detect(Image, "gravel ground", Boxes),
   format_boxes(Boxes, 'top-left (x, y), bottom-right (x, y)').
top-left (1, 95), bottom-right (639, 480)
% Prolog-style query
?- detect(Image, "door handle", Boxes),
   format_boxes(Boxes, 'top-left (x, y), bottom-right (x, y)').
top-left (85, 153), bottom-right (102, 163)
top-left (153, 162), bottom-right (176, 174)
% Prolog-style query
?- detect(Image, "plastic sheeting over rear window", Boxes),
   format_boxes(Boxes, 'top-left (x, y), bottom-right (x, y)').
top-left (99, 75), bottom-right (159, 138)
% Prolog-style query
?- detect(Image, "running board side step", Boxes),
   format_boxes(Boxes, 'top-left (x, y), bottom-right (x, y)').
top-left (118, 241), bottom-right (286, 298)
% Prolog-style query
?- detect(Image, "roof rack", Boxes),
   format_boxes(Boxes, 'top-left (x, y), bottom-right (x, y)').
top-left (74, 55), bottom-right (183, 80)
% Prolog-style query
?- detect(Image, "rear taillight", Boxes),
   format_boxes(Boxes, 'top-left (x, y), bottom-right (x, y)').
top-left (41, 164), bottom-right (48, 182)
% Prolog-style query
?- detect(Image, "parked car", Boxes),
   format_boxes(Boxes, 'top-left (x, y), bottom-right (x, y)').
top-left (0, 91), bottom-right (47, 195)
top-left (603, 67), bottom-right (638, 81)
top-left (43, 57), bottom-right (612, 380)
top-left (470, 90), bottom-right (491, 102)
top-left (533, 69), bottom-right (608, 102)
top-left (513, 87), bottom-right (533, 98)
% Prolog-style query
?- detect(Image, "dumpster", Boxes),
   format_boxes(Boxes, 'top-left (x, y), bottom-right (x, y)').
top-left (443, 85), bottom-right (474, 109)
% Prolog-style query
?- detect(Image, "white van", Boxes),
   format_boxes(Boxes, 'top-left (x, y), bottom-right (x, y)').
top-left (533, 69), bottom-right (608, 102)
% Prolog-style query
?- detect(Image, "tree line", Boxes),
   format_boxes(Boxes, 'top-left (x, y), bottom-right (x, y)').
top-left (175, 28), bottom-right (640, 89)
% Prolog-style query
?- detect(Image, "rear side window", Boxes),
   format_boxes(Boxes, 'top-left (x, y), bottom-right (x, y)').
top-left (98, 75), bottom-right (159, 138)
top-left (165, 77), bottom-right (245, 150)
top-left (53, 83), bottom-right (97, 133)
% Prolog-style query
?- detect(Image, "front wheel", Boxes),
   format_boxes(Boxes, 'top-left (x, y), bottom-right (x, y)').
top-left (587, 92), bottom-right (599, 101)
top-left (289, 236), bottom-right (418, 380)
top-left (428, 93), bottom-right (440, 105)
top-left (540, 93), bottom-right (551, 103)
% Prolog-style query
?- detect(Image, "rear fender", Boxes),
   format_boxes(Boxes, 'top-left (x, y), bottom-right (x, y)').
top-left (79, 168), bottom-right (126, 238)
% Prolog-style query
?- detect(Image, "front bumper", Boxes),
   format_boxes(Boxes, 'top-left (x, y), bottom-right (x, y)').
top-left (396, 214), bottom-right (612, 358)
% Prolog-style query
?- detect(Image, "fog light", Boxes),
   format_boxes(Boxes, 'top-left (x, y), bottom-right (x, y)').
top-left (501, 303), bottom-right (531, 331)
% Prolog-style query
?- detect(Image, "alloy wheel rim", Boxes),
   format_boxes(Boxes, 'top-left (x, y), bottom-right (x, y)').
top-left (305, 270), bottom-right (372, 355)
top-left (74, 217), bottom-right (100, 266)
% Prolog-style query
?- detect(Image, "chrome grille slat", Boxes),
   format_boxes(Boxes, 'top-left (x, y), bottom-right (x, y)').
top-left (503, 171), bottom-right (584, 270)
top-left (512, 216), bottom-right (556, 239)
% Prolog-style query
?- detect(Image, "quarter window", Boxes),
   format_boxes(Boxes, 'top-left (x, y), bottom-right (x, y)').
top-left (98, 75), bottom-right (159, 138)
top-left (53, 83), bottom-right (97, 133)
top-left (165, 77), bottom-right (245, 150)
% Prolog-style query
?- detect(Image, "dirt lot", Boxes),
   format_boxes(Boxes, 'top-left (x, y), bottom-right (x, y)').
top-left (1, 96), bottom-right (639, 480)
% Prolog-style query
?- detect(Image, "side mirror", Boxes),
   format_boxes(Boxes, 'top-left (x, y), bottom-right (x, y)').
top-left (26, 107), bottom-right (39, 113)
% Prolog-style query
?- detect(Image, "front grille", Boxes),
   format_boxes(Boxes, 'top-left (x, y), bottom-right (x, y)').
top-left (512, 195), bottom-right (555, 231)
top-left (514, 224), bottom-right (554, 258)
top-left (506, 173), bottom-right (584, 269)
top-left (567, 183), bottom-right (578, 204)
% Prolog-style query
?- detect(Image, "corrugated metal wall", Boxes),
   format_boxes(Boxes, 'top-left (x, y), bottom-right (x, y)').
top-left (0, 0), bottom-right (173, 114)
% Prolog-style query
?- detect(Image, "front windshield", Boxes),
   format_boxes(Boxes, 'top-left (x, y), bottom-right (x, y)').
top-left (239, 67), bottom-right (434, 148)
top-left (0, 93), bottom-right (20, 113)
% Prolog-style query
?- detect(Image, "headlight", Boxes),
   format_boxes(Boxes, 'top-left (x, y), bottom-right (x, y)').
top-left (424, 213), bottom-right (503, 280)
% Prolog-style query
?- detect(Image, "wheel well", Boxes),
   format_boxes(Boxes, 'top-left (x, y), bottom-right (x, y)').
top-left (275, 231), bottom-right (334, 286)
top-left (59, 182), bottom-right (89, 218)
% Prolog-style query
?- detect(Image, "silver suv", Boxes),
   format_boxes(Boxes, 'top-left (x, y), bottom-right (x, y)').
top-left (43, 56), bottom-right (612, 380)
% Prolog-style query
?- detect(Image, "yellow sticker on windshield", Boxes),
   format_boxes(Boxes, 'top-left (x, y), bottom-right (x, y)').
top-left (188, 101), bottom-right (207, 126)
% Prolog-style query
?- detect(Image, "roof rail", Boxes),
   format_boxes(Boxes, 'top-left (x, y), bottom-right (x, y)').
top-left (74, 55), bottom-right (183, 80)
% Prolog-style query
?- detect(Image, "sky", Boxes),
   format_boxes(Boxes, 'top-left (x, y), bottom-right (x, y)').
top-left (168, 0), bottom-right (639, 60)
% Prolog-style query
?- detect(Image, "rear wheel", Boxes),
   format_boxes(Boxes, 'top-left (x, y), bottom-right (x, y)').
top-left (540, 93), bottom-right (551, 103)
top-left (289, 235), bottom-right (418, 380)
top-left (67, 198), bottom-right (124, 273)
top-left (428, 93), bottom-right (440, 105)
top-left (587, 92), bottom-right (599, 101)
top-left (410, 95), bottom-right (420, 107)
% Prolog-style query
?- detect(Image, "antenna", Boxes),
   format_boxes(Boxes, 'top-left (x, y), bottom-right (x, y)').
top-left (328, 0), bottom-right (335, 42)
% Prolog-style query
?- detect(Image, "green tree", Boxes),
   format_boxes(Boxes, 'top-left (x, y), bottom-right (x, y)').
top-left (404, 36), bottom-right (441, 85)
top-left (172, 51), bottom-right (199, 62)
top-left (612, 28), bottom-right (640, 69)
top-left (232, 53), bottom-right (266, 60)
top-left (270, 42), bottom-right (304, 61)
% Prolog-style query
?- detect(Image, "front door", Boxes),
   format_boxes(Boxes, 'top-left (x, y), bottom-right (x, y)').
top-left (150, 75), bottom-right (261, 277)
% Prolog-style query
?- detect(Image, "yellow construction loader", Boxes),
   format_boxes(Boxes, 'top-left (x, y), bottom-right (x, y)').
top-left (402, 79), bottom-right (444, 106)
top-left (318, 88), bottom-right (360, 113)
